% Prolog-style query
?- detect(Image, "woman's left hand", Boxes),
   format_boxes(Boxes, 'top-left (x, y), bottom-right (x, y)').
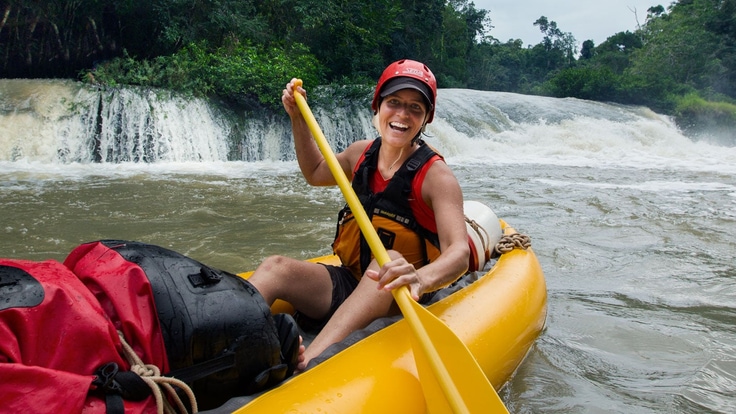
top-left (365, 258), bottom-right (424, 301)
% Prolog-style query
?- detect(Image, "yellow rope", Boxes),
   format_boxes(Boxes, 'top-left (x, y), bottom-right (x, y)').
top-left (117, 331), bottom-right (198, 414)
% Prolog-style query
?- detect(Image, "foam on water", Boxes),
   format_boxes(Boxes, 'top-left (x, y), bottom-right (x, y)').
top-left (430, 92), bottom-right (736, 175)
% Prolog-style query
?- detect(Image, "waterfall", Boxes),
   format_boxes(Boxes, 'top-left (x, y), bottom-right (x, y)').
top-left (0, 79), bottom-right (376, 163)
top-left (1, 79), bottom-right (733, 172)
top-left (1, 80), bottom-right (237, 163)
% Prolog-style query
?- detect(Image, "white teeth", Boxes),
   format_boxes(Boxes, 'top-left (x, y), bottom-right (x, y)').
top-left (390, 122), bottom-right (409, 130)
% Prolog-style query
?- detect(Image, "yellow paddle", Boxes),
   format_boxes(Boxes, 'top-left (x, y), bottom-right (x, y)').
top-left (292, 80), bottom-right (509, 413)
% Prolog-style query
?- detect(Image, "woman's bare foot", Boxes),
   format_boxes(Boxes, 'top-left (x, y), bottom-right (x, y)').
top-left (294, 336), bottom-right (308, 374)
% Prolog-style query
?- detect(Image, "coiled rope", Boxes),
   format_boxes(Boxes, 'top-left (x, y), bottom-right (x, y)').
top-left (494, 232), bottom-right (532, 255)
top-left (117, 331), bottom-right (198, 414)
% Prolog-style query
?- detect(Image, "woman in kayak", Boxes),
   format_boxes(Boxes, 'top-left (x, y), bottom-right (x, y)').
top-left (248, 59), bottom-right (469, 372)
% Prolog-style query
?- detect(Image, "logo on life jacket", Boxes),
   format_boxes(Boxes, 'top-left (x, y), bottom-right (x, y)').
top-left (374, 207), bottom-right (411, 225)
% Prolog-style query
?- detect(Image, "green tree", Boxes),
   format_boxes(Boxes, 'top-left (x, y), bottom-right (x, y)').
top-left (385, 0), bottom-right (445, 68)
top-left (468, 38), bottom-right (533, 92)
top-left (545, 66), bottom-right (619, 101)
top-left (580, 40), bottom-right (595, 60)
top-left (0, 0), bottom-right (123, 77)
top-left (533, 16), bottom-right (576, 67)
top-left (148, 0), bottom-right (267, 54)
top-left (285, 0), bottom-right (401, 81)
top-left (432, 0), bottom-right (491, 86)
top-left (703, 0), bottom-right (736, 98)
top-left (628, 0), bottom-right (723, 97)
top-left (593, 31), bottom-right (642, 74)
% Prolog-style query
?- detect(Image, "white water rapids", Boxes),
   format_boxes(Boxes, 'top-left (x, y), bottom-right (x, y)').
top-left (1, 80), bottom-right (734, 413)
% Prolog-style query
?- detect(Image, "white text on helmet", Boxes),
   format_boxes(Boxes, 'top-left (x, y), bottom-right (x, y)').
top-left (402, 68), bottom-right (424, 77)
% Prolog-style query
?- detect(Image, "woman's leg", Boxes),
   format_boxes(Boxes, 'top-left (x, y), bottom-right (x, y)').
top-left (299, 251), bottom-right (401, 369)
top-left (248, 255), bottom-right (334, 321)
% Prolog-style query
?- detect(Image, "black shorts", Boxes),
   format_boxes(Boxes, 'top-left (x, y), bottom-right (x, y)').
top-left (293, 263), bottom-right (437, 331)
top-left (294, 264), bottom-right (358, 331)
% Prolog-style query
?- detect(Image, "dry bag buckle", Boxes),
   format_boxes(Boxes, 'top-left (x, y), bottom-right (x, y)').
top-left (188, 266), bottom-right (223, 287)
top-left (92, 362), bottom-right (122, 394)
top-left (91, 362), bottom-right (127, 414)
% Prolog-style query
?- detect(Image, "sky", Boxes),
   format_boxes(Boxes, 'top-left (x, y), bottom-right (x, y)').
top-left (472, 1), bottom-right (661, 47)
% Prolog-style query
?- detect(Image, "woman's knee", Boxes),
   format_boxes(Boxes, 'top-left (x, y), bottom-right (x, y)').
top-left (249, 256), bottom-right (295, 296)
top-left (256, 255), bottom-right (292, 273)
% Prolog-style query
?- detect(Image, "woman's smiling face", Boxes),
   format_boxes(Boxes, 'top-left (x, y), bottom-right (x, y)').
top-left (377, 89), bottom-right (428, 145)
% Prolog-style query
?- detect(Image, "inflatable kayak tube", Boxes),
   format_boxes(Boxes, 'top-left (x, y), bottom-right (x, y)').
top-left (226, 219), bottom-right (547, 414)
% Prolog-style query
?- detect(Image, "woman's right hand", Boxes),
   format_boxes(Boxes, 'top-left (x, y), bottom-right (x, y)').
top-left (365, 256), bottom-right (425, 301)
top-left (282, 78), bottom-right (307, 118)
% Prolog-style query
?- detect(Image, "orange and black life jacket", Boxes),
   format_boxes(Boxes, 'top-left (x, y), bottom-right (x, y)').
top-left (333, 138), bottom-right (442, 278)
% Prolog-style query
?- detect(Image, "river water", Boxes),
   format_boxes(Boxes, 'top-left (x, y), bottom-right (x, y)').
top-left (1, 81), bottom-right (734, 413)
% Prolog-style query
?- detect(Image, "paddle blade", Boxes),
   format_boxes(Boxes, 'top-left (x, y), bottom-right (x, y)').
top-left (396, 288), bottom-right (509, 414)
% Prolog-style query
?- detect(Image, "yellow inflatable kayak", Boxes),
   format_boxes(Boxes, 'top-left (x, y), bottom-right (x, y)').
top-left (232, 220), bottom-right (547, 413)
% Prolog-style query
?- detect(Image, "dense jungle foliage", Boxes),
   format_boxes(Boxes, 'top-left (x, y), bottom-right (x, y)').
top-left (1, 0), bottom-right (735, 132)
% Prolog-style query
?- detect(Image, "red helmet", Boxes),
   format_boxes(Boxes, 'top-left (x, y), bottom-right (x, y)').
top-left (371, 59), bottom-right (438, 123)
